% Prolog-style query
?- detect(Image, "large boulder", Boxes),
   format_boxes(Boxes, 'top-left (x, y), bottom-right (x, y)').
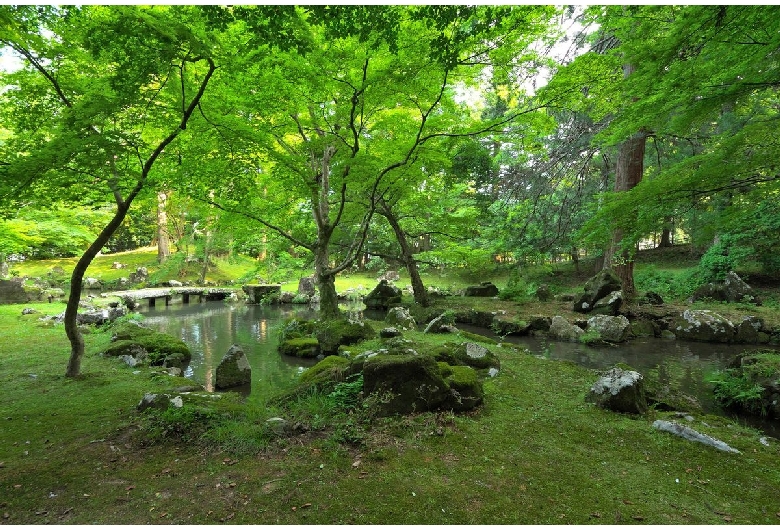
top-left (587, 366), bottom-right (648, 414)
top-left (363, 280), bottom-right (402, 309)
top-left (315, 318), bottom-right (375, 355)
top-left (0, 278), bottom-right (29, 304)
top-left (464, 281), bottom-right (499, 297)
top-left (547, 315), bottom-right (584, 342)
top-left (671, 310), bottom-right (735, 343)
top-left (587, 315), bottom-right (631, 343)
top-left (572, 269), bottom-right (622, 313)
top-left (362, 354), bottom-right (450, 415)
top-left (385, 306), bottom-right (417, 331)
top-left (690, 271), bottom-right (761, 305)
top-left (215, 344), bottom-right (252, 389)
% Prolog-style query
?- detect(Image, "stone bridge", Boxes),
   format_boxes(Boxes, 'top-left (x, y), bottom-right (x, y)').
top-left (104, 286), bottom-right (241, 308)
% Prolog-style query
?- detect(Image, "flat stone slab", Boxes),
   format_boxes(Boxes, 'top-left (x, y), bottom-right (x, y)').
top-left (104, 287), bottom-right (240, 301)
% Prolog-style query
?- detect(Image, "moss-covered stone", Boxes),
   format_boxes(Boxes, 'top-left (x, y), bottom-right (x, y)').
top-left (362, 354), bottom-right (449, 415)
top-left (315, 318), bottom-right (375, 355)
top-left (299, 355), bottom-right (350, 386)
top-left (442, 364), bottom-right (484, 412)
top-left (103, 322), bottom-right (191, 367)
top-left (278, 337), bottom-right (319, 358)
top-left (428, 341), bottom-right (500, 372)
top-left (277, 318), bottom-right (317, 342)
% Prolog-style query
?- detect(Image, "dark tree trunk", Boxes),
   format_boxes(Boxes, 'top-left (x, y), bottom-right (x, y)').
top-left (65, 203), bottom-right (132, 377)
top-left (659, 227), bottom-right (672, 247)
top-left (603, 130), bottom-right (646, 298)
top-left (314, 242), bottom-right (340, 319)
top-left (380, 200), bottom-right (429, 307)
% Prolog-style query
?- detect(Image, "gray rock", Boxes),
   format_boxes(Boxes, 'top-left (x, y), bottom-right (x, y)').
top-left (735, 316), bottom-right (764, 344)
top-left (672, 310), bottom-right (735, 343)
top-left (364, 280), bottom-right (402, 309)
top-left (424, 312), bottom-right (457, 334)
top-left (590, 290), bottom-right (623, 316)
top-left (379, 270), bottom-right (400, 282)
top-left (690, 271), bottom-right (761, 305)
top-left (83, 277), bottom-right (102, 289)
top-left (21, 307), bottom-right (38, 315)
top-left (587, 314), bottom-right (631, 343)
top-left (573, 269), bottom-right (622, 313)
top-left (587, 367), bottom-right (648, 414)
top-left (652, 420), bottom-right (740, 453)
top-left (385, 306), bottom-right (417, 331)
top-left (297, 276), bottom-right (316, 297)
top-left (379, 327), bottom-right (402, 338)
top-left (129, 267), bottom-right (148, 283)
top-left (547, 316), bottom-right (584, 342)
top-left (0, 279), bottom-right (29, 304)
top-left (266, 417), bottom-right (288, 434)
top-left (215, 344), bottom-right (252, 389)
top-left (166, 280), bottom-right (183, 287)
top-left (535, 283), bottom-right (553, 302)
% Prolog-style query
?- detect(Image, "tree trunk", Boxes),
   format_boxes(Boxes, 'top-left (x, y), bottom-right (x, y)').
top-left (65, 203), bottom-right (131, 377)
top-left (603, 130), bottom-right (646, 298)
top-left (602, 63), bottom-right (646, 300)
top-left (157, 191), bottom-right (171, 262)
top-left (314, 241), bottom-right (340, 319)
top-left (380, 200), bottom-right (429, 307)
top-left (659, 226), bottom-right (672, 247)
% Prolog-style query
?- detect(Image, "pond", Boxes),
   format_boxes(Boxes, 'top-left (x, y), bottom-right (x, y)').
top-left (139, 300), bottom-right (779, 436)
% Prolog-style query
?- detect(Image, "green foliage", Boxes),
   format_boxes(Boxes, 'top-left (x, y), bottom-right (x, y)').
top-left (327, 373), bottom-right (364, 411)
top-left (708, 371), bottom-right (766, 415)
top-left (497, 269), bottom-right (536, 302)
top-left (708, 351), bottom-right (780, 417)
top-left (634, 265), bottom-right (705, 300)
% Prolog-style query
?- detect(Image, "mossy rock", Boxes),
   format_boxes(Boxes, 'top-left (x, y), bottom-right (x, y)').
top-left (299, 355), bottom-right (350, 386)
top-left (428, 341), bottom-right (500, 372)
top-left (278, 337), bottom-right (319, 358)
top-left (441, 364), bottom-right (484, 412)
top-left (277, 318), bottom-right (317, 342)
top-left (315, 318), bottom-right (376, 355)
top-left (104, 322), bottom-right (191, 367)
top-left (456, 330), bottom-right (497, 345)
top-left (362, 354), bottom-right (449, 415)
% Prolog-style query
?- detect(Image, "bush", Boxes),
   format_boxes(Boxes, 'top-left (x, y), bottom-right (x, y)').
top-left (498, 269), bottom-right (535, 302)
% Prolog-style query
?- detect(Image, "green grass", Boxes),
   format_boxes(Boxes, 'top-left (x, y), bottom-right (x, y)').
top-left (1, 301), bottom-right (779, 524)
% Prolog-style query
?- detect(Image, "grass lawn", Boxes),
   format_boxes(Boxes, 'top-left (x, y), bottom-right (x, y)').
top-left (1, 301), bottom-right (779, 524)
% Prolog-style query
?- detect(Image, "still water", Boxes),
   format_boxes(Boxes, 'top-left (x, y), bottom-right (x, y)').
top-left (139, 301), bottom-right (322, 403)
top-left (139, 300), bottom-right (779, 436)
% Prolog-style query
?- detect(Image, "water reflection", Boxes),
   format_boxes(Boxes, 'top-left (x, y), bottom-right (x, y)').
top-left (139, 301), bottom-right (321, 404)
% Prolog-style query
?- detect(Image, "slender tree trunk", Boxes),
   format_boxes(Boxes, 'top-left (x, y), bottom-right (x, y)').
top-left (157, 191), bottom-right (171, 262)
top-left (65, 203), bottom-right (131, 377)
top-left (379, 200), bottom-right (429, 307)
